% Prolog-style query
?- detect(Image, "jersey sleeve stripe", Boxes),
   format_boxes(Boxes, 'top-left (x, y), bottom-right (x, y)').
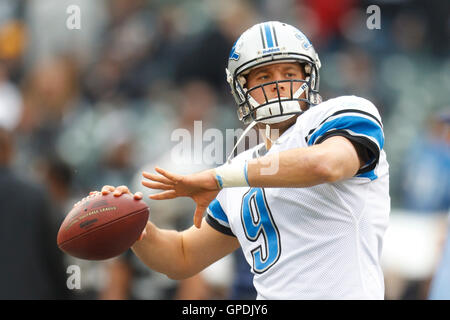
top-left (307, 109), bottom-right (383, 137)
top-left (314, 129), bottom-right (380, 177)
top-left (355, 169), bottom-right (378, 180)
top-left (207, 199), bottom-right (230, 225)
top-left (205, 212), bottom-right (236, 237)
top-left (306, 115), bottom-right (384, 150)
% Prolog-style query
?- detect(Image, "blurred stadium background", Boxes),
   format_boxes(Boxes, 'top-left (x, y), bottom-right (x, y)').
top-left (0, 0), bottom-right (448, 300)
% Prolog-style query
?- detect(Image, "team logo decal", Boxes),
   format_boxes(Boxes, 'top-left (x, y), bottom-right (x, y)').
top-left (295, 30), bottom-right (312, 49)
top-left (229, 39), bottom-right (240, 61)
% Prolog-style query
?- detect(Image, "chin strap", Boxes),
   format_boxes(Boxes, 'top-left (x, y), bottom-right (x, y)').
top-left (226, 120), bottom-right (257, 164)
top-left (265, 123), bottom-right (281, 145)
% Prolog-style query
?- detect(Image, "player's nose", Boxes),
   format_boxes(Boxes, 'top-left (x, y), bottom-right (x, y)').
top-left (268, 73), bottom-right (287, 93)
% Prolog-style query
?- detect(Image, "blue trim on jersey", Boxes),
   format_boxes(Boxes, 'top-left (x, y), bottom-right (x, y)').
top-left (264, 23), bottom-right (274, 48)
top-left (208, 199), bottom-right (229, 225)
top-left (244, 160), bottom-right (249, 186)
top-left (356, 169), bottom-right (378, 180)
top-left (308, 116), bottom-right (384, 149)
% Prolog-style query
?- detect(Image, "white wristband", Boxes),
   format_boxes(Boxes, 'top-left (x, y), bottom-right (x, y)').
top-left (214, 160), bottom-right (249, 188)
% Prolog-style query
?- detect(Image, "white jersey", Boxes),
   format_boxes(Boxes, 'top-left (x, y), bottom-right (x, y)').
top-left (206, 95), bottom-right (390, 299)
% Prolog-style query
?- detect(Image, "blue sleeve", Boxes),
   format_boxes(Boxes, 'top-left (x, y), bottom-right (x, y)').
top-left (206, 199), bottom-right (235, 237)
top-left (305, 110), bottom-right (384, 180)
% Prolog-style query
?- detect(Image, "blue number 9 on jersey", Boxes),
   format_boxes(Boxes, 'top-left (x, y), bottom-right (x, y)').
top-left (241, 188), bottom-right (281, 273)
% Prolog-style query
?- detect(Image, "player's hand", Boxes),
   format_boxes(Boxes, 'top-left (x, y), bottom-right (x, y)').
top-left (99, 185), bottom-right (143, 200)
top-left (100, 185), bottom-right (147, 242)
top-left (142, 167), bottom-right (220, 229)
top-left (72, 186), bottom-right (143, 207)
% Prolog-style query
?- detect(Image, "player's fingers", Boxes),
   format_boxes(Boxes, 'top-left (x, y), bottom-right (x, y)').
top-left (142, 180), bottom-right (174, 190)
top-left (148, 190), bottom-right (177, 200)
top-left (154, 167), bottom-right (182, 183)
top-left (101, 185), bottom-right (115, 195)
top-left (193, 206), bottom-right (205, 229)
top-left (114, 185), bottom-right (131, 196)
top-left (133, 192), bottom-right (143, 200)
top-left (142, 171), bottom-right (174, 185)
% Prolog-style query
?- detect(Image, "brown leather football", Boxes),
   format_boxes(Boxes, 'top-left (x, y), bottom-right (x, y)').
top-left (57, 192), bottom-right (149, 260)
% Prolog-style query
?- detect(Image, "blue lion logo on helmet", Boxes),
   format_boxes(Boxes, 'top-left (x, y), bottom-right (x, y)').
top-left (294, 30), bottom-right (312, 50)
top-left (229, 39), bottom-right (240, 61)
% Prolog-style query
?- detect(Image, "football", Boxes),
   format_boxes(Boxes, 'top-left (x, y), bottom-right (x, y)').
top-left (57, 192), bottom-right (149, 260)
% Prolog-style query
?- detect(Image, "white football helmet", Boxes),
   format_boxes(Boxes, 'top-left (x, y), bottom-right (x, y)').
top-left (226, 21), bottom-right (322, 124)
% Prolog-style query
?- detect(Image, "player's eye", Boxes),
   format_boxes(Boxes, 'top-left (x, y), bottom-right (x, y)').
top-left (258, 74), bottom-right (269, 81)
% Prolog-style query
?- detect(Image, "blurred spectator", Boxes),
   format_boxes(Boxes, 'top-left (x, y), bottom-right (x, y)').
top-left (37, 156), bottom-right (75, 214)
top-left (36, 154), bottom-right (106, 300)
top-left (20, 55), bottom-right (80, 134)
top-left (0, 63), bottom-right (22, 131)
top-left (17, 55), bottom-right (84, 170)
top-left (320, 46), bottom-right (385, 114)
top-left (383, 110), bottom-right (450, 299)
top-left (0, 112), bottom-right (69, 299)
top-left (429, 212), bottom-right (450, 299)
top-left (301, 0), bottom-right (357, 46)
top-left (24, 0), bottom-right (108, 69)
top-left (83, 0), bottom-right (156, 102)
top-left (228, 250), bottom-right (257, 300)
top-left (381, 210), bottom-right (446, 300)
top-left (400, 110), bottom-right (450, 213)
top-left (426, 111), bottom-right (450, 299)
top-left (175, 0), bottom-right (259, 95)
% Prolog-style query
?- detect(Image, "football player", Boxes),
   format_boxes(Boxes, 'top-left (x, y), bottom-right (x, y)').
top-left (103, 21), bottom-right (390, 299)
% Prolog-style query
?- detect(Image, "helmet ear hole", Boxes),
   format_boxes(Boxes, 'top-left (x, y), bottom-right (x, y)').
top-left (304, 64), bottom-right (311, 74)
top-left (237, 75), bottom-right (247, 88)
